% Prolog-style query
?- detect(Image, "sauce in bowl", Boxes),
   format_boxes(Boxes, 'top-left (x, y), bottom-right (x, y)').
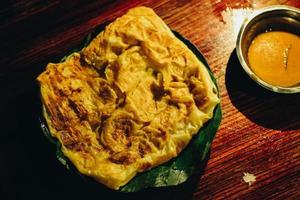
top-left (248, 31), bottom-right (300, 87)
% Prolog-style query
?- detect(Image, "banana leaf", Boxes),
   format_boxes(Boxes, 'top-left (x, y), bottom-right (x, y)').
top-left (39, 22), bottom-right (222, 193)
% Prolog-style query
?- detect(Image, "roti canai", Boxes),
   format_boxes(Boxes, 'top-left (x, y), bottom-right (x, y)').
top-left (37, 7), bottom-right (219, 190)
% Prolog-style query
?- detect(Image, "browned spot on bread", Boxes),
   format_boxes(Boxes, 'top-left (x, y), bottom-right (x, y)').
top-left (111, 62), bottom-right (120, 80)
top-left (110, 151), bottom-right (137, 165)
top-left (139, 162), bottom-right (152, 171)
top-left (99, 85), bottom-right (115, 103)
top-left (194, 95), bottom-right (208, 108)
top-left (60, 130), bottom-right (79, 149)
top-left (186, 76), bottom-right (208, 109)
top-left (168, 99), bottom-right (180, 109)
top-left (116, 92), bottom-right (126, 107)
top-left (68, 99), bottom-right (87, 121)
top-left (48, 103), bottom-right (67, 130)
top-left (138, 140), bottom-right (152, 157)
top-left (150, 82), bottom-right (167, 101)
top-left (115, 118), bottom-right (133, 137)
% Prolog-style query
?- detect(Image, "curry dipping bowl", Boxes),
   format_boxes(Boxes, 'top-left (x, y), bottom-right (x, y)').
top-left (236, 5), bottom-right (300, 93)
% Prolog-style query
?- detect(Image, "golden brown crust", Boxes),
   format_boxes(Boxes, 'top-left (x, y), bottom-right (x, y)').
top-left (37, 7), bottom-right (219, 189)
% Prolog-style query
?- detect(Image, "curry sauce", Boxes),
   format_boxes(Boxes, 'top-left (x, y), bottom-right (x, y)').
top-left (248, 31), bottom-right (300, 87)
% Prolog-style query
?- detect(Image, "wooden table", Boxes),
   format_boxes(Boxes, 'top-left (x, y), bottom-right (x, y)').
top-left (1, 0), bottom-right (299, 199)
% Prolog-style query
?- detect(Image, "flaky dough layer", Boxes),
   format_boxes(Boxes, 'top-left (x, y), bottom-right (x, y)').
top-left (37, 7), bottom-right (219, 190)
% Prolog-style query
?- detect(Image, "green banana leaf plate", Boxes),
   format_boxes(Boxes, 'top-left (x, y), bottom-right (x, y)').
top-left (39, 22), bottom-right (222, 193)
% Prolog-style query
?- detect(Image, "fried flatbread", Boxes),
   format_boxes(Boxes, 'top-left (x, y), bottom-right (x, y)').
top-left (37, 7), bottom-right (219, 190)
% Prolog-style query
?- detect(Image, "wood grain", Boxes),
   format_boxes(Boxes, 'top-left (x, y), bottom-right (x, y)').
top-left (1, 0), bottom-right (299, 199)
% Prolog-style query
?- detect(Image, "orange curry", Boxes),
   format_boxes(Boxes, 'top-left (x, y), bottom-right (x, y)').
top-left (248, 31), bottom-right (300, 87)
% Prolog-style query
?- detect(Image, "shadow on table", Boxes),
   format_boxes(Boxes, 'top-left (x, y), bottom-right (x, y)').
top-left (225, 49), bottom-right (300, 130)
top-left (0, 84), bottom-right (208, 200)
